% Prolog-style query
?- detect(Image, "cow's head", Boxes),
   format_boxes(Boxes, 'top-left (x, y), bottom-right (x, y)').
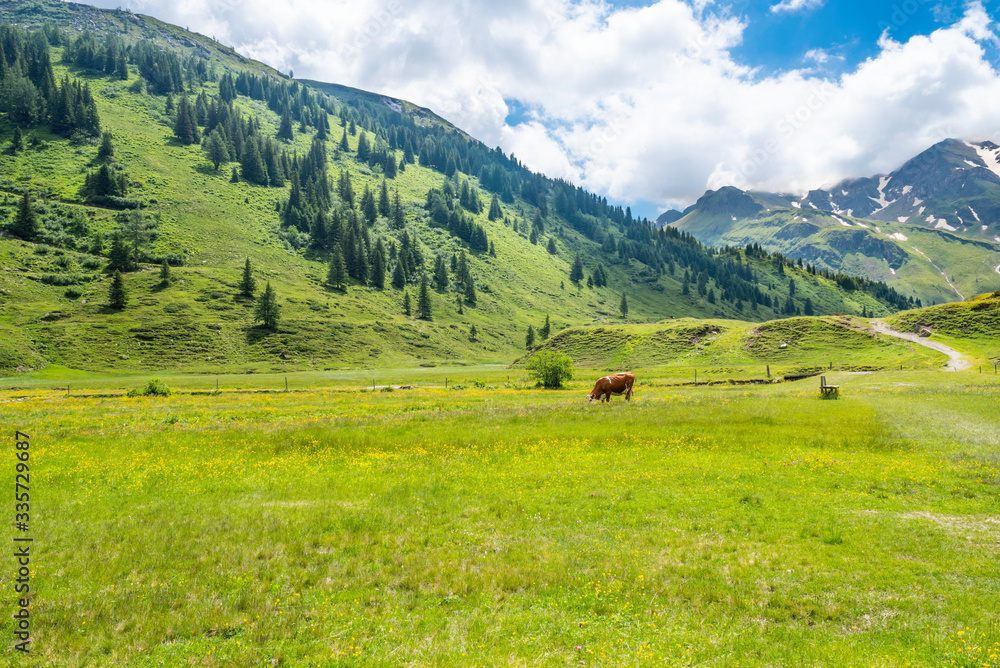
top-left (587, 393), bottom-right (596, 403)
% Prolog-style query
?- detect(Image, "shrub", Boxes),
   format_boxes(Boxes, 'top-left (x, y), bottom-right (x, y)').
top-left (526, 350), bottom-right (574, 388)
top-left (64, 287), bottom-right (83, 300)
top-left (126, 379), bottom-right (172, 397)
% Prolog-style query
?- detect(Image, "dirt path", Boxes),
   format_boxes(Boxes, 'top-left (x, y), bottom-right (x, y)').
top-left (870, 320), bottom-right (971, 371)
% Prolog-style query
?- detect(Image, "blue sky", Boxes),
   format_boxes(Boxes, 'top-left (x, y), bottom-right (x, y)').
top-left (98, 0), bottom-right (1000, 218)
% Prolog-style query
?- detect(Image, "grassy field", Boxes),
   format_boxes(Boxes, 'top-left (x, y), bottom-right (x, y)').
top-left (2, 366), bottom-right (999, 667)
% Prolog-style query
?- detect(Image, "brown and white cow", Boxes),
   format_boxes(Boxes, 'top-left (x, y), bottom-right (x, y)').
top-left (587, 372), bottom-right (635, 403)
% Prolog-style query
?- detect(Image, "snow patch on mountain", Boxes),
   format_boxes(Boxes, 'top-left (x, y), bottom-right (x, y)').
top-left (969, 206), bottom-right (980, 222)
top-left (902, 185), bottom-right (912, 195)
top-left (869, 176), bottom-right (894, 212)
top-left (935, 220), bottom-right (958, 231)
top-left (983, 225), bottom-right (989, 231)
top-left (791, 201), bottom-right (801, 209)
top-left (965, 141), bottom-right (1000, 180)
top-left (897, 216), bottom-right (909, 223)
top-left (888, 232), bottom-right (908, 241)
top-left (855, 222), bottom-right (868, 228)
top-left (833, 217), bottom-right (850, 227)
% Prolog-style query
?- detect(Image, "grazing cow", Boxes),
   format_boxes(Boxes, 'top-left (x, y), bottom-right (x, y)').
top-left (588, 372), bottom-right (635, 403)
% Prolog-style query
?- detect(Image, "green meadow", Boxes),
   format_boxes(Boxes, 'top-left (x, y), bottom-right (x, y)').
top-left (2, 363), bottom-right (999, 667)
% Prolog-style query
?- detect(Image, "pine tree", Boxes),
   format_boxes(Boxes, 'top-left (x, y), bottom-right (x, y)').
top-left (417, 274), bottom-right (433, 320)
top-left (464, 276), bottom-right (477, 306)
top-left (339, 128), bottom-right (349, 152)
top-left (620, 292), bottom-right (629, 319)
top-left (434, 255), bottom-right (449, 291)
top-left (173, 95), bottom-right (199, 145)
top-left (547, 237), bottom-right (557, 254)
top-left (231, 166), bottom-right (240, 183)
top-left (12, 191), bottom-right (38, 241)
top-left (356, 132), bottom-right (370, 162)
top-left (469, 324), bottom-right (478, 342)
top-left (361, 185), bottom-right (377, 225)
top-left (403, 290), bottom-right (411, 316)
top-left (540, 314), bottom-right (551, 339)
top-left (569, 252), bottom-right (584, 284)
top-left (392, 189), bottom-right (405, 229)
top-left (323, 248), bottom-right (344, 291)
top-left (239, 258), bottom-right (256, 297)
top-left (277, 108), bottom-right (294, 141)
top-left (108, 270), bottom-right (128, 310)
top-left (371, 240), bottom-right (386, 289)
top-left (525, 325), bottom-right (536, 350)
top-left (804, 296), bottom-right (814, 316)
top-left (204, 128), bottom-right (229, 170)
top-left (107, 231), bottom-right (132, 272)
top-left (391, 258), bottom-right (406, 289)
top-left (97, 131), bottom-right (114, 161)
top-left (488, 193), bottom-right (502, 221)
top-left (11, 127), bottom-right (23, 153)
top-left (159, 258), bottom-right (171, 285)
top-left (240, 139), bottom-right (267, 185)
top-left (254, 282), bottom-right (280, 329)
top-left (378, 180), bottom-right (391, 218)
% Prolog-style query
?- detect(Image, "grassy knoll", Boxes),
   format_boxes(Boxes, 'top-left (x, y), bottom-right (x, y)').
top-left (2, 371), bottom-right (999, 666)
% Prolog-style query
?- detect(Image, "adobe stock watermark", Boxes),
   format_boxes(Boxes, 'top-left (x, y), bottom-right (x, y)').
top-left (585, 118), bottom-right (628, 162)
top-left (339, 1), bottom-right (403, 63)
top-left (877, 0), bottom-right (933, 32)
top-left (674, 0), bottom-right (751, 71)
top-left (727, 82), bottom-right (838, 188)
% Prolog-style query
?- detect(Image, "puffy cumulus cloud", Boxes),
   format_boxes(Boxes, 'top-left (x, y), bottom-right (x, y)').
top-left (91, 0), bottom-right (1000, 213)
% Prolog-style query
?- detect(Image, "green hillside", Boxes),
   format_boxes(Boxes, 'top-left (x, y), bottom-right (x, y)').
top-left (886, 291), bottom-right (1000, 363)
top-left (527, 314), bottom-right (946, 374)
top-left (0, 2), bottom-right (923, 375)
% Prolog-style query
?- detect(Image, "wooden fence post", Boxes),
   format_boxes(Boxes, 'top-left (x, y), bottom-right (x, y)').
top-left (285, 376), bottom-right (288, 392)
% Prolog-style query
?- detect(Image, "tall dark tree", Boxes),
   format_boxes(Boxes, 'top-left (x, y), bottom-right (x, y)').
top-left (403, 290), bottom-right (411, 316)
top-left (277, 107), bottom-right (294, 141)
top-left (371, 239), bottom-right (387, 289)
top-left (173, 95), bottom-right (199, 145)
top-left (97, 131), bottom-right (114, 162)
top-left (569, 252), bottom-right (584, 284)
top-left (10, 127), bottom-right (23, 153)
top-left (240, 139), bottom-right (267, 185)
top-left (540, 314), bottom-right (551, 339)
top-left (254, 281), bottom-right (280, 330)
top-left (204, 128), bottom-right (230, 170)
top-left (488, 193), bottom-right (502, 221)
top-left (464, 276), bottom-right (477, 306)
top-left (159, 258), bottom-right (171, 286)
top-left (108, 270), bottom-right (128, 310)
top-left (361, 185), bottom-right (377, 225)
top-left (239, 258), bottom-right (256, 297)
top-left (391, 257), bottom-right (406, 289)
top-left (433, 255), bottom-right (449, 292)
top-left (525, 325), bottom-right (536, 350)
top-left (356, 131), bottom-right (370, 162)
top-left (327, 244), bottom-right (347, 290)
top-left (339, 128), bottom-right (349, 152)
top-left (12, 192), bottom-right (38, 241)
top-left (392, 189), bottom-right (405, 229)
top-left (417, 274), bottom-right (433, 320)
top-left (547, 237), bottom-right (557, 254)
top-left (620, 292), bottom-right (629, 319)
top-left (107, 231), bottom-right (132, 272)
top-left (378, 180), bottom-right (391, 218)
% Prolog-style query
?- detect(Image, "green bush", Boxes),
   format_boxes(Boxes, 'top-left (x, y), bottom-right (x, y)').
top-left (526, 350), bottom-right (574, 388)
top-left (126, 379), bottom-right (172, 397)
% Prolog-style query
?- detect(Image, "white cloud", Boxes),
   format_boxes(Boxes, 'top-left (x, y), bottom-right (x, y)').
top-left (769, 0), bottom-right (823, 14)
top-left (90, 0), bottom-right (1000, 215)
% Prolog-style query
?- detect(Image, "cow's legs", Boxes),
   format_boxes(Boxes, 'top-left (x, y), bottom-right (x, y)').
top-left (625, 383), bottom-right (633, 401)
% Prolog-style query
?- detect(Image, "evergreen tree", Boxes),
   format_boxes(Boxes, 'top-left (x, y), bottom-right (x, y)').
top-left (417, 274), bottom-right (433, 320)
top-left (159, 258), bottom-right (171, 286)
top-left (240, 140), bottom-right (267, 185)
top-left (97, 131), bottom-right (114, 161)
top-left (469, 324), bottom-right (478, 342)
top-left (231, 166), bottom-right (240, 183)
top-left (239, 258), bottom-right (256, 297)
top-left (525, 325), bottom-right (536, 350)
top-left (391, 258), bottom-right (406, 289)
top-left (277, 108), bottom-right (294, 141)
top-left (361, 185), bottom-right (377, 225)
top-left (804, 296), bottom-right (814, 316)
top-left (12, 191), bottom-right (38, 241)
top-left (378, 180), bottom-right (391, 218)
top-left (173, 95), bottom-right (199, 145)
top-left (433, 255), bottom-right (449, 291)
top-left (464, 276), bottom-right (477, 306)
top-left (204, 128), bottom-right (230, 170)
top-left (254, 281), bottom-right (280, 330)
top-left (356, 131), bottom-right (370, 162)
top-left (569, 252), bottom-right (584, 284)
top-left (327, 244), bottom-right (347, 290)
top-left (371, 240), bottom-right (386, 289)
top-left (546, 237), bottom-right (557, 254)
top-left (488, 193), bottom-right (502, 221)
top-left (108, 270), bottom-right (128, 310)
top-left (107, 231), bottom-right (132, 272)
top-left (392, 189), bottom-right (405, 229)
top-left (11, 127), bottom-right (23, 153)
top-left (707, 288), bottom-right (716, 304)
top-left (620, 292), bottom-right (629, 319)
top-left (339, 128), bottom-right (349, 152)
top-left (540, 314), bottom-right (551, 339)
top-left (789, 277), bottom-right (796, 297)
top-left (456, 295), bottom-right (464, 315)
top-left (403, 290), bottom-right (411, 316)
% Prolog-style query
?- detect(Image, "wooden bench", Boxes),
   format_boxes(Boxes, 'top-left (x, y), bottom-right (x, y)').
top-left (819, 375), bottom-right (839, 398)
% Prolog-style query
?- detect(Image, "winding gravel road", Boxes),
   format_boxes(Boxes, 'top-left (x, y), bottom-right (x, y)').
top-left (870, 320), bottom-right (971, 371)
